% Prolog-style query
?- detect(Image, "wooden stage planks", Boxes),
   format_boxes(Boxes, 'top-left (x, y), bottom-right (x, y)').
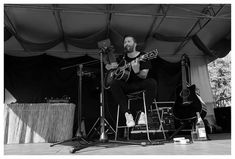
top-left (4, 133), bottom-right (231, 155)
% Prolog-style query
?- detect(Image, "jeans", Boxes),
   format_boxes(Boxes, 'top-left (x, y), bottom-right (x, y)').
top-left (110, 78), bottom-right (157, 119)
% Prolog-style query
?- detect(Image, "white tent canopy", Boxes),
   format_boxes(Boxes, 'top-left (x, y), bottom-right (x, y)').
top-left (4, 4), bottom-right (230, 59)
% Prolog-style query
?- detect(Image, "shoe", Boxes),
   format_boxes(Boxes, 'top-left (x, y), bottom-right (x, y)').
top-left (138, 112), bottom-right (146, 125)
top-left (125, 112), bottom-right (135, 127)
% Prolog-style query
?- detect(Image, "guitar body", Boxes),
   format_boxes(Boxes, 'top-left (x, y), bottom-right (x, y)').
top-left (104, 67), bottom-right (130, 89)
top-left (172, 54), bottom-right (207, 121)
top-left (173, 84), bottom-right (206, 120)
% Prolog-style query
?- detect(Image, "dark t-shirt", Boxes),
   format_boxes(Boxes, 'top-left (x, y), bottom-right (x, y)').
top-left (121, 51), bottom-right (151, 83)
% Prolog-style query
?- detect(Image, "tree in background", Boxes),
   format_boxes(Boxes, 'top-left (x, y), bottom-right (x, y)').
top-left (207, 53), bottom-right (231, 107)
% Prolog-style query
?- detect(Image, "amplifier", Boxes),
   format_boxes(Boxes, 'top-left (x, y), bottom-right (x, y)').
top-left (45, 97), bottom-right (70, 103)
top-left (160, 107), bottom-right (175, 131)
top-left (46, 99), bottom-right (70, 103)
top-left (131, 107), bottom-right (175, 135)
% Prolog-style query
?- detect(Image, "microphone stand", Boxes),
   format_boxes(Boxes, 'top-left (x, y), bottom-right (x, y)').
top-left (77, 64), bottom-right (84, 137)
top-left (70, 48), bottom-right (115, 153)
top-left (86, 47), bottom-right (115, 141)
top-left (99, 47), bottom-right (108, 142)
top-left (50, 60), bottom-right (98, 147)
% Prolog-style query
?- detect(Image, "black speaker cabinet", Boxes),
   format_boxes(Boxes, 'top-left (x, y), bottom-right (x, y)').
top-left (214, 107), bottom-right (231, 132)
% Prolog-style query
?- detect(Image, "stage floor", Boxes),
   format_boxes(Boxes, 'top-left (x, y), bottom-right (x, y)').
top-left (4, 133), bottom-right (231, 155)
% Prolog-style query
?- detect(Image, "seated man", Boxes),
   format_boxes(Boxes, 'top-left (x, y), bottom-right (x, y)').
top-left (108, 35), bottom-right (157, 127)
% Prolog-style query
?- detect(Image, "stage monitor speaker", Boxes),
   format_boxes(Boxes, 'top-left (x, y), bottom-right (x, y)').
top-left (214, 107), bottom-right (231, 132)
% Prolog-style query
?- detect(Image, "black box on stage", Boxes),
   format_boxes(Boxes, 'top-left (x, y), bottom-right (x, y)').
top-left (160, 107), bottom-right (175, 131)
top-left (214, 107), bottom-right (231, 132)
top-left (130, 107), bottom-right (175, 139)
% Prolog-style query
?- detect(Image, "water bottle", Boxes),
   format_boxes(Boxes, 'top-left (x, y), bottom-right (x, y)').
top-left (191, 124), bottom-right (197, 142)
top-left (195, 112), bottom-right (207, 141)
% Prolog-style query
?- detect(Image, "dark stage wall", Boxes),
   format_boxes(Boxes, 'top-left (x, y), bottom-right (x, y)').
top-left (4, 54), bottom-right (181, 135)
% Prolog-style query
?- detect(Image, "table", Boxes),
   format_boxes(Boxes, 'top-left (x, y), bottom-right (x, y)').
top-left (4, 103), bottom-right (75, 144)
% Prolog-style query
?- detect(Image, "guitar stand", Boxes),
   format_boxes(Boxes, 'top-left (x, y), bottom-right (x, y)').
top-left (168, 120), bottom-right (193, 141)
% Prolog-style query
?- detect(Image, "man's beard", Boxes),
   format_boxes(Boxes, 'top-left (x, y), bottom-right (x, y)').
top-left (124, 45), bottom-right (134, 53)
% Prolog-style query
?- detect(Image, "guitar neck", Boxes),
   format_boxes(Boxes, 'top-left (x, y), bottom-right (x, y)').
top-left (120, 49), bottom-right (158, 70)
top-left (182, 65), bottom-right (187, 90)
top-left (181, 56), bottom-right (189, 103)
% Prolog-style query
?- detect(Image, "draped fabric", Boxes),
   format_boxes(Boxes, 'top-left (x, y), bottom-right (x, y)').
top-left (190, 56), bottom-right (215, 120)
top-left (212, 38), bottom-right (231, 58)
top-left (66, 28), bottom-right (107, 49)
top-left (192, 35), bottom-right (214, 57)
top-left (149, 57), bottom-right (181, 101)
top-left (4, 27), bottom-right (12, 41)
top-left (7, 27), bottom-right (108, 52)
top-left (192, 35), bottom-right (231, 59)
top-left (16, 36), bottom-right (63, 52)
top-left (153, 33), bottom-right (186, 42)
top-left (109, 28), bottom-right (126, 53)
top-left (5, 26), bottom-right (230, 59)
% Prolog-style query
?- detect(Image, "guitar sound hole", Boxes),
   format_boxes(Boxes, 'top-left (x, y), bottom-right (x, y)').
top-left (180, 89), bottom-right (190, 98)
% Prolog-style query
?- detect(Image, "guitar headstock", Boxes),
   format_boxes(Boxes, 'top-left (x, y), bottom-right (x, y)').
top-left (141, 49), bottom-right (159, 61)
top-left (181, 54), bottom-right (189, 66)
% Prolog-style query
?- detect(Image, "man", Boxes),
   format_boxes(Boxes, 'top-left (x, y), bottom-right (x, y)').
top-left (108, 35), bottom-right (157, 127)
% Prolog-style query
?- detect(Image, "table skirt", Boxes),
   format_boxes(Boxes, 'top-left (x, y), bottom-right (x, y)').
top-left (4, 103), bottom-right (75, 144)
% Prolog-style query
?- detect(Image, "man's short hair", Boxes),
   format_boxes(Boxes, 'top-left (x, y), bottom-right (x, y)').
top-left (123, 35), bottom-right (137, 43)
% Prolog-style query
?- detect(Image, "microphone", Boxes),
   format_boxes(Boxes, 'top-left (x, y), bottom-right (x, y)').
top-left (98, 39), bottom-right (113, 54)
top-left (99, 45), bottom-right (113, 53)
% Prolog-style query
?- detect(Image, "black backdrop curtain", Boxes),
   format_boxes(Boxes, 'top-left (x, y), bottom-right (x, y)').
top-left (4, 54), bottom-right (181, 135)
top-left (149, 57), bottom-right (181, 101)
top-left (4, 54), bottom-right (101, 135)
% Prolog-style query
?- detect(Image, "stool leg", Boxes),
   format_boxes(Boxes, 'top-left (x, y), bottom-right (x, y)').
top-left (124, 127), bottom-right (130, 140)
top-left (127, 99), bottom-right (130, 140)
top-left (115, 105), bottom-right (120, 141)
top-left (142, 92), bottom-right (151, 142)
top-left (154, 99), bottom-right (166, 140)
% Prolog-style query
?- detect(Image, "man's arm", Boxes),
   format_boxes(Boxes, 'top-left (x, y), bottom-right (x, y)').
top-left (131, 59), bottom-right (149, 79)
top-left (105, 62), bottom-right (118, 70)
top-left (137, 69), bottom-right (149, 79)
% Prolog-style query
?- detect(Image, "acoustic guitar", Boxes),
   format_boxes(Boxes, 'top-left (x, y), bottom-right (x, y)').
top-left (104, 49), bottom-right (159, 89)
top-left (172, 54), bottom-right (207, 120)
